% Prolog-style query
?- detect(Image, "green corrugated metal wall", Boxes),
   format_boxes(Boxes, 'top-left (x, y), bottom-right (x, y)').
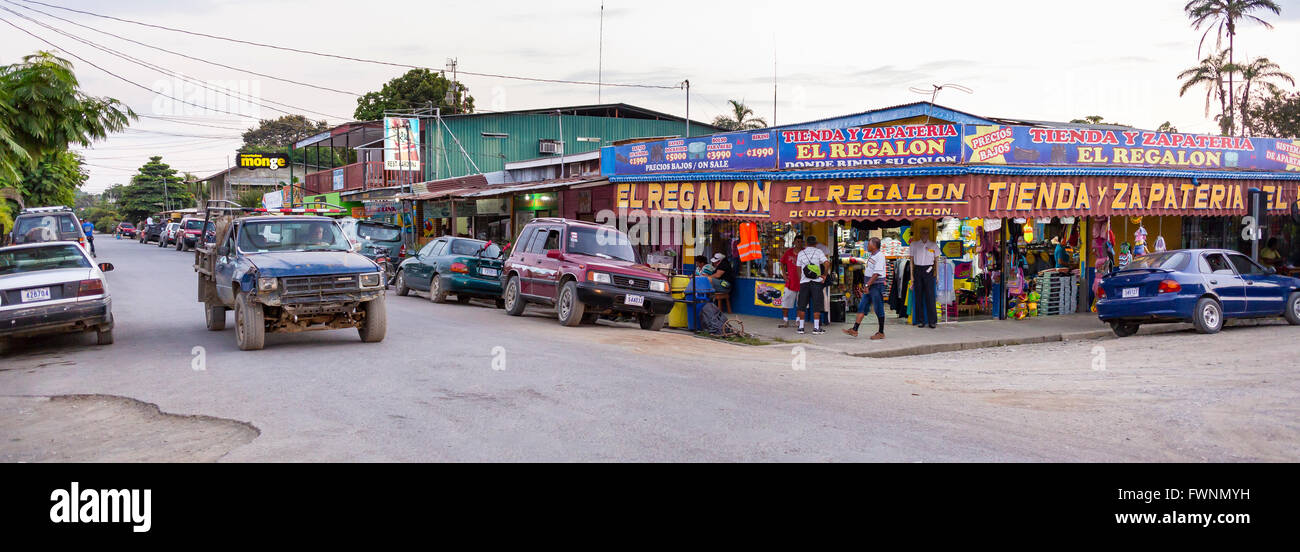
top-left (423, 113), bottom-right (716, 180)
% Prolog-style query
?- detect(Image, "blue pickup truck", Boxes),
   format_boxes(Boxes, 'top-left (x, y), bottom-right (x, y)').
top-left (194, 202), bottom-right (387, 350)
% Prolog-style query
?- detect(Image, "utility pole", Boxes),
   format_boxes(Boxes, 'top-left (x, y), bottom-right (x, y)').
top-left (682, 79), bottom-right (691, 138)
top-left (598, 1), bottom-right (604, 104)
top-left (445, 58), bottom-right (459, 112)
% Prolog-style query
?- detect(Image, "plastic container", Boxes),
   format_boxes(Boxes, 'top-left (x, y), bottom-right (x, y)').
top-left (668, 274), bottom-right (691, 328)
top-left (684, 277), bottom-right (714, 331)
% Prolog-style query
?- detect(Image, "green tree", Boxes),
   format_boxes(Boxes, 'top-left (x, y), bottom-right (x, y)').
top-left (241, 115), bottom-right (330, 148)
top-left (117, 156), bottom-right (191, 223)
top-left (1184, 0), bottom-right (1283, 134)
top-left (1234, 57), bottom-right (1293, 134)
top-left (1068, 115), bottom-right (1130, 127)
top-left (711, 100), bottom-right (767, 131)
top-left (1156, 121), bottom-right (1180, 133)
top-left (16, 150), bottom-right (87, 207)
top-left (1244, 89), bottom-right (1300, 137)
top-left (354, 69), bottom-right (473, 121)
top-left (235, 188), bottom-right (267, 210)
top-left (1178, 50), bottom-right (1232, 133)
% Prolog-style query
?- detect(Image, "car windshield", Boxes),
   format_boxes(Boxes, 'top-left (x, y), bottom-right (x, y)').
top-left (356, 222), bottom-right (401, 242)
top-left (238, 220), bottom-right (349, 252)
top-left (1119, 251), bottom-right (1187, 271)
top-left (449, 239), bottom-right (501, 257)
top-left (567, 225), bottom-right (637, 262)
top-left (0, 244), bottom-right (91, 275)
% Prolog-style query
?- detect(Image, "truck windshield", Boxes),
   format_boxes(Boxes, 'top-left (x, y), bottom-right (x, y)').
top-left (238, 220), bottom-right (349, 252)
top-left (567, 225), bottom-right (637, 262)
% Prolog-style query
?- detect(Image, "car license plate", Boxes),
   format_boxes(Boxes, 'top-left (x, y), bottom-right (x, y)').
top-left (480, 267), bottom-right (499, 277)
top-left (1122, 287), bottom-right (1139, 298)
top-left (21, 287), bottom-right (51, 302)
top-left (624, 294), bottom-right (645, 307)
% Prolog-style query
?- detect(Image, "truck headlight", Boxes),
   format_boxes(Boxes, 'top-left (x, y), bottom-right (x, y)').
top-left (257, 277), bottom-right (278, 292)
top-left (588, 271), bottom-right (611, 284)
top-left (360, 272), bottom-right (382, 287)
top-left (649, 280), bottom-right (667, 292)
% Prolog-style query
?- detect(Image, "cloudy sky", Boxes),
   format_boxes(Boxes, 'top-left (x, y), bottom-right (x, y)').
top-left (3, 0), bottom-right (1299, 192)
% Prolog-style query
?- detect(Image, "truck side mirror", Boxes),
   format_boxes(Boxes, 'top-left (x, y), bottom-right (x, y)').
top-left (546, 249), bottom-right (563, 260)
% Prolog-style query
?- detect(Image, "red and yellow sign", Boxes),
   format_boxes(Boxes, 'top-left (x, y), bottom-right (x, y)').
top-left (614, 181), bottom-right (770, 218)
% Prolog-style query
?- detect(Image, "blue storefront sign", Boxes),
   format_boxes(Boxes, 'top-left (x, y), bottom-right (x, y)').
top-left (601, 130), bottom-right (778, 176)
top-left (778, 123), bottom-right (964, 169)
top-left (964, 124), bottom-right (1300, 172)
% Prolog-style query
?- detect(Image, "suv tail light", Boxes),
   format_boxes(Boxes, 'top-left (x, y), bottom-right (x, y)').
top-left (450, 262), bottom-right (469, 273)
top-left (77, 279), bottom-right (104, 297)
top-left (1157, 280), bottom-right (1182, 294)
top-left (399, 244), bottom-right (406, 258)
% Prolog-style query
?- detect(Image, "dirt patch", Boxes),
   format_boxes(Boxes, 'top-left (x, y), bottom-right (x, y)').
top-left (0, 395), bottom-right (258, 462)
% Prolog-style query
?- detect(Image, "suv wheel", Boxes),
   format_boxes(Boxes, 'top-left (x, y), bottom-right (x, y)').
top-left (235, 292), bottom-right (266, 350)
top-left (1285, 292), bottom-right (1300, 325)
top-left (503, 275), bottom-right (526, 316)
top-left (394, 269), bottom-right (410, 296)
top-left (557, 280), bottom-right (585, 327)
top-left (1192, 297), bottom-right (1223, 334)
top-left (428, 274), bottom-right (448, 303)
top-left (638, 313), bottom-right (666, 331)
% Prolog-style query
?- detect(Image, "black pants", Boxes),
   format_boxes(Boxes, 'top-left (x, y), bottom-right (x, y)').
top-left (797, 280), bottom-right (824, 322)
top-left (86, 237), bottom-right (95, 255)
top-left (914, 265), bottom-right (936, 326)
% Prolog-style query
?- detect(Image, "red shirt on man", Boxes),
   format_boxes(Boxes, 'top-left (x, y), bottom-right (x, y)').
top-left (780, 249), bottom-right (801, 292)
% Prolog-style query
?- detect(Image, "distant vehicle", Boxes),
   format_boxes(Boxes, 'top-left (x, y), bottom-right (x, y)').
top-left (158, 222), bottom-right (181, 248)
top-left (395, 236), bottom-right (504, 307)
top-left (137, 221), bottom-right (166, 244)
top-left (115, 222), bottom-right (136, 238)
top-left (174, 217), bottom-right (206, 251)
top-left (0, 241), bottom-right (115, 352)
top-left (341, 219), bottom-right (405, 282)
top-left (1097, 249), bottom-right (1300, 336)
top-left (500, 218), bottom-right (673, 330)
top-left (9, 207), bottom-right (88, 253)
top-left (194, 201), bottom-right (387, 350)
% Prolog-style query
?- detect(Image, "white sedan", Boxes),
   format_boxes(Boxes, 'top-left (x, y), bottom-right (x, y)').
top-left (0, 241), bottom-right (115, 352)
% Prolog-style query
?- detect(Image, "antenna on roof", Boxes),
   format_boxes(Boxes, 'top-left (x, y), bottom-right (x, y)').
top-left (908, 83), bottom-right (973, 124)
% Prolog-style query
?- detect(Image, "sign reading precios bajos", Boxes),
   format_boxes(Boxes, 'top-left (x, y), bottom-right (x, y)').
top-left (601, 131), bottom-right (778, 175)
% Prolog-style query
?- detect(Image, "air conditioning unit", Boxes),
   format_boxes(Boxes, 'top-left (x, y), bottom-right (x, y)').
top-left (539, 140), bottom-right (563, 154)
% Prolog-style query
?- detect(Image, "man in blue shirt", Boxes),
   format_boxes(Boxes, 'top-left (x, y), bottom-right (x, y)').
top-left (81, 219), bottom-right (95, 256)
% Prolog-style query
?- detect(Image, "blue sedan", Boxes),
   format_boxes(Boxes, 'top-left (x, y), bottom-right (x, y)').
top-left (1097, 249), bottom-right (1300, 337)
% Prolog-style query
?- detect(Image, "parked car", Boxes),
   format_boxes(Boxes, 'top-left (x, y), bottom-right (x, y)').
top-left (395, 236), bottom-right (504, 306)
top-left (158, 222), bottom-right (181, 248)
top-left (9, 207), bottom-right (88, 253)
top-left (0, 241), bottom-right (115, 352)
top-left (1097, 249), bottom-right (1300, 336)
top-left (174, 217), bottom-right (205, 251)
top-left (500, 218), bottom-right (673, 330)
top-left (138, 221), bottom-right (166, 244)
top-left (114, 222), bottom-right (137, 238)
top-left (342, 219), bottom-right (406, 281)
top-left (195, 206), bottom-right (386, 350)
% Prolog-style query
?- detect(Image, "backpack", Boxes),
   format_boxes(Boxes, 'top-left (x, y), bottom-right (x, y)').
top-left (802, 262), bottom-right (822, 280)
top-left (700, 302), bottom-right (728, 335)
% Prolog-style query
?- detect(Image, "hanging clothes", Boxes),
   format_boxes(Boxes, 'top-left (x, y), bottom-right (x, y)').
top-left (737, 222), bottom-right (761, 262)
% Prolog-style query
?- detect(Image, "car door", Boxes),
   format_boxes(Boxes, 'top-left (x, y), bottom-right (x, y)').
top-left (531, 226), bottom-right (563, 300)
top-left (214, 223), bottom-right (239, 305)
top-left (514, 227), bottom-right (545, 296)
top-left (411, 239), bottom-right (445, 290)
top-left (1227, 252), bottom-right (1286, 315)
top-left (1200, 252), bottom-right (1249, 316)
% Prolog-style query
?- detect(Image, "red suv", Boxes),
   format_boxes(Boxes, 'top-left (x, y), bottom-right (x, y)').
top-left (501, 218), bottom-right (673, 330)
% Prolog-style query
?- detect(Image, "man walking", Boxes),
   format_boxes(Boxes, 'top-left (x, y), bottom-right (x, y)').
top-left (795, 235), bottom-right (830, 335)
top-left (81, 218), bottom-right (96, 256)
top-left (910, 224), bottom-right (938, 328)
top-left (778, 235), bottom-right (803, 328)
top-left (844, 237), bottom-right (887, 339)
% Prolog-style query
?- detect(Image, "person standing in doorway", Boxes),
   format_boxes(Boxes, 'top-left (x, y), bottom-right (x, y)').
top-left (796, 235), bottom-right (830, 335)
top-left (844, 237), bottom-right (887, 339)
top-left (910, 224), bottom-right (938, 328)
top-left (778, 235), bottom-right (803, 328)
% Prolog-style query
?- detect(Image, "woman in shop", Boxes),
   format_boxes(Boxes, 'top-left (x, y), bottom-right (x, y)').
top-left (1260, 237), bottom-right (1284, 269)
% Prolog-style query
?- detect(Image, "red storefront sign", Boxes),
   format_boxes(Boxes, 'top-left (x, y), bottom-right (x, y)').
top-left (771, 177), bottom-right (1298, 221)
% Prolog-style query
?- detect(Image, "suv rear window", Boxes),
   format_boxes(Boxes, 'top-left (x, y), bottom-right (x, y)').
top-left (357, 222), bottom-right (401, 242)
top-left (15, 214), bottom-right (78, 240)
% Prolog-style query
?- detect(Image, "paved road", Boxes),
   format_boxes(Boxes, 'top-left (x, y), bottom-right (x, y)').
top-left (2, 236), bottom-right (1297, 461)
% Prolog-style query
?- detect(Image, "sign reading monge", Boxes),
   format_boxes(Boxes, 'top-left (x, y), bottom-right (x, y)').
top-left (236, 153), bottom-right (290, 170)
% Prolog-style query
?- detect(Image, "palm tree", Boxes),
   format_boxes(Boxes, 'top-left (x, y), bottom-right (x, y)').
top-left (711, 100), bottom-right (767, 131)
top-left (1236, 57), bottom-right (1294, 134)
top-left (1178, 50), bottom-right (1232, 131)
top-left (1184, 0), bottom-right (1283, 134)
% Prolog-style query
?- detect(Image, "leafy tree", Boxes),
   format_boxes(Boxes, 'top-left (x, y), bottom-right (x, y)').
top-left (235, 188), bottom-right (268, 210)
top-left (353, 68), bottom-right (473, 121)
top-left (117, 156), bottom-right (191, 223)
top-left (711, 100), bottom-right (767, 131)
top-left (1235, 57), bottom-right (1293, 133)
top-left (16, 150), bottom-right (87, 208)
top-left (1156, 121), bottom-right (1180, 133)
top-left (1068, 115), bottom-right (1130, 127)
top-left (241, 115), bottom-right (330, 148)
top-left (1244, 89), bottom-right (1300, 137)
top-left (1184, 0), bottom-right (1283, 134)
top-left (1178, 50), bottom-right (1232, 133)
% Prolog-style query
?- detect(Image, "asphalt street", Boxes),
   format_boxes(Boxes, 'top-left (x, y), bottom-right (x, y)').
top-left (2, 235), bottom-right (1297, 461)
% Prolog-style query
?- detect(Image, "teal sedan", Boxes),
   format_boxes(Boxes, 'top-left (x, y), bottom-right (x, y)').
top-left (395, 236), bottom-right (505, 307)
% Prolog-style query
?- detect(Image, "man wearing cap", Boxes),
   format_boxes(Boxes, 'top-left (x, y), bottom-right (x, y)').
top-left (910, 224), bottom-right (938, 329)
top-left (795, 235), bottom-right (830, 335)
top-left (707, 252), bottom-right (735, 295)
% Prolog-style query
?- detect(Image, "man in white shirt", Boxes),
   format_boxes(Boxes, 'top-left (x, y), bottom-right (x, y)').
top-left (795, 235), bottom-right (830, 335)
top-left (844, 237), bottom-right (888, 339)
top-left (910, 224), bottom-right (938, 328)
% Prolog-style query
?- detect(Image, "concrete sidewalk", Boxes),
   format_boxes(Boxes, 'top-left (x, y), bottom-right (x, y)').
top-left (728, 310), bottom-right (1284, 358)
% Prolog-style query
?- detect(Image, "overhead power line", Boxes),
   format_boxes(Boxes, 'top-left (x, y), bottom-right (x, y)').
top-left (17, 0), bottom-right (682, 90)
top-left (4, 0), bottom-right (361, 97)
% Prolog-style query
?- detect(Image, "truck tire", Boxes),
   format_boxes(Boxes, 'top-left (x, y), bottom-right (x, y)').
top-left (235, 292), bottom-right (265, 351)
top-left (358, 296), bottom-right (387, 343)
top-left (1192, 297), bottom-right (1223, 334)
top-left (95, 327), bottom-right (114, 345)
top-left (503, 275), bottom-right (526, 316)
top-left (557, 280), bottom-right (585, 327)
top-left (429, 273), bottom-right (448, 303)
top-left (394, 269), bottom-right (410, 297)
top-left (1285, 292), bottom-right (1300, 325)
top-left (205, 302), bottom-right (227, 331)
top-left (638, 313), bottom-right (666, 331)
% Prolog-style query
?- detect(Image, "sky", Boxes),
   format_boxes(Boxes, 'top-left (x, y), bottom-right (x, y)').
top-left (2, 0), bottom-right (1299, 193)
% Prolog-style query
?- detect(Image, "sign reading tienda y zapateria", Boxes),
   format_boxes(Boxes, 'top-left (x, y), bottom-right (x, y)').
top-left (964, 125), bottom-right (1300, 172)
top-left (778, 124), bottom-right (964, 169)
